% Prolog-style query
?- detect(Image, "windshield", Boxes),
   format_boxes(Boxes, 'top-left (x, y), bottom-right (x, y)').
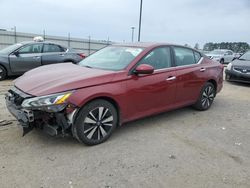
top-left (0, 43), bottom-right (23, 54)
top-left (209, 50), bottom-right (226, 55)
top-left (239, 51), bottom-right (250, 61)
top-left (79, 46), bottom-right (144, 70)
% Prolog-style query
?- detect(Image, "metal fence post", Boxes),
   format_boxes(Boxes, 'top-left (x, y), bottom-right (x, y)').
top-left (68, 33), bottom-right (70, 48)
top-left (88, 36), bottom-right (91, 55)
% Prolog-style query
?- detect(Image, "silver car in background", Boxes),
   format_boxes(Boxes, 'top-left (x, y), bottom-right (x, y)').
top-left (206, 49), bottom-right (235, 64)
top-left (0, 39), bottom-right (86, 80)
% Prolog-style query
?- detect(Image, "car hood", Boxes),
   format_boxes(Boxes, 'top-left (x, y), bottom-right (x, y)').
top-left (14, 63), bottom-right (116, 96)
top-left (206, 54), bottom-right (222, 58)
top-left (231, 59), bottom-right (250, 67)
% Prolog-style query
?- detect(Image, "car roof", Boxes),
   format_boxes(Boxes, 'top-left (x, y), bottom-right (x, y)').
top-left (113, 42), bottom-right (194, 49)
top-left (213, 49), bottom-right (231, 52)
top-left (18, 41), bottom-right (68, 49)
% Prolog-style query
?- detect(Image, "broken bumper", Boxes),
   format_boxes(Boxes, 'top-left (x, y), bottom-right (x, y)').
top-left (5, 88), bottom-right (77, 137)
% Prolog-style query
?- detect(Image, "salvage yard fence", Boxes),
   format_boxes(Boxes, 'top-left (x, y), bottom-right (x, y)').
top-left (0, 30), bottom-right (111, 55)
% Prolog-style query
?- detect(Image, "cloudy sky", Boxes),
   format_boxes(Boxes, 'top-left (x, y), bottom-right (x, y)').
top-left (0, 0), bottom-right (249, 47)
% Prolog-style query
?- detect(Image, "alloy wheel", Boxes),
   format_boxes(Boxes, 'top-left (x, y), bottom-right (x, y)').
top-left (83, 107), bottom-right (114, 141)
top-left (201, 86), bottom-right (215, 109)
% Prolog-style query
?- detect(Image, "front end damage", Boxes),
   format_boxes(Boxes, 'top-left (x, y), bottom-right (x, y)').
top-left (5, 87), bottom-right (78, 137)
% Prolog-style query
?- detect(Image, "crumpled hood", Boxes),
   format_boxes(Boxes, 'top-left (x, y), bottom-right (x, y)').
top-left (14, 63), bottom-right (116, 96)
top-left (231, 59), bottom-right (250, 67)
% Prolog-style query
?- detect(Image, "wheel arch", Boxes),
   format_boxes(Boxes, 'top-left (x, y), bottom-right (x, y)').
top-left (207, 79), bottom-right (217, 93)
top-left (75, 96), bottom-right (122, 126)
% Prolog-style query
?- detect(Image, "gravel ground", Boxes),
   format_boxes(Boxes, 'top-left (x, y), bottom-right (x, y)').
top-left (0, 78), bottom-right (250, 188)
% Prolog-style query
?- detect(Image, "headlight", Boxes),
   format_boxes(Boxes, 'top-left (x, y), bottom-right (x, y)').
top-left (227, 63), bottom-right (232, 70)
top-left (21, 91), bottom-right (74, 112)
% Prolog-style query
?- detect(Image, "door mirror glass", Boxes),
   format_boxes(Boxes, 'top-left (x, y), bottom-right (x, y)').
top-left (134, 64), bottom-right (154, 75)
top-left (13, 51), bottom-right (19, 57)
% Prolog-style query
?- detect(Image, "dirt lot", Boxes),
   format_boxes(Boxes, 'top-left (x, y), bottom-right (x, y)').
top-left (0, 78), bottom-right (250, 188)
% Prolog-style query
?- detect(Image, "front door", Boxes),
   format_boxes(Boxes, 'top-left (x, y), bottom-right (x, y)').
top-left (9, 43), bottom-right (43, 73)
top-left (125, 46), bottom-right (177, 121)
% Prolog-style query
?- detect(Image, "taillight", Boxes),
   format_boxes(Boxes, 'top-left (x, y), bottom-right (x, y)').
top-left (78, 53), bottom-right (86, 59)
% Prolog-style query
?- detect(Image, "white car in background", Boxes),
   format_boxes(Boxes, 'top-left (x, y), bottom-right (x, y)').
top-left (206, 49), bottom-right (235, 64)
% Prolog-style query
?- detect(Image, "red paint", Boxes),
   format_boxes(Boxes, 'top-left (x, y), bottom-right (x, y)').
top-left (14, 43), bottom-right (223, 125)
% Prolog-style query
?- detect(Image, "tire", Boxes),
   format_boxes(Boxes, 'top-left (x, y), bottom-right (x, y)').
top-left (0, 65), bottom-right (7, 81)
top-left (220, 59), bottom-right (224, 64)
top-left (72, 99), bottom-right (118, 145)
top-left (193, 82), bottom-right (216, 111)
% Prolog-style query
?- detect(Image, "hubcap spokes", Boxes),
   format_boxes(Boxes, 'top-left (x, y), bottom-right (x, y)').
top-left (83, 107), bottom-right (113, 141)
top-left (202, 86), bottom-right (214, 108)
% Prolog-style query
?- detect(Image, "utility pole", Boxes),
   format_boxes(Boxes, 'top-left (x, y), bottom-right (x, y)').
top-left (138, 0), bottom-right (143, 42)
top-left (131, 27), bottom-right (135, 42)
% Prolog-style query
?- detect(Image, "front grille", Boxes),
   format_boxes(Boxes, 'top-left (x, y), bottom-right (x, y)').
top-left (233, 67), bottom-right (250, 74)
top-left (7, 87), bottom-right (32, 106)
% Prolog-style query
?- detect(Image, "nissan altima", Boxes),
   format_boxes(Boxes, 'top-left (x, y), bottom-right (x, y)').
top-left (5, 43), bottom-right (223, 145)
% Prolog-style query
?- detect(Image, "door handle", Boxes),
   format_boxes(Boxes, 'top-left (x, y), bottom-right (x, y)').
top-left (166, 76), bottom-right (176, 81)
top-left (200, 68), bottom-right (206, 72)
top-left (33, 56), bottom-right (40, 59)
top-left (59, 54), bottom-right (65, 56)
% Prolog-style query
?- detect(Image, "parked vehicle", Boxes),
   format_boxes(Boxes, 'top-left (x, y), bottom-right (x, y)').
top-left (5, 43), bottom-right (223, 145)
top-left (206, 49), bottom-right (235, 64)
top-left (225, 50), bottom-right (250, 83)
top-left (0, 38), bottom-right (86, 80)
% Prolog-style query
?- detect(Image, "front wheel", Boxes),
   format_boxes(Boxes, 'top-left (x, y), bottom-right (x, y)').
top-left (193, 82), bottom-right (216, 111)
top-left (0, 65), bottom-right (7, 81)
top-left (73, 99), bottom-right (118, 145)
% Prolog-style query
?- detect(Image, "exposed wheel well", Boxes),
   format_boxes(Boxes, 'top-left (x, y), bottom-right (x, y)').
top-left (79, 96), bottom-right (121, 126)
top-left (207, 79), bottom-right (217, 92)
top-left (0, 64), bottom-right (7, 76)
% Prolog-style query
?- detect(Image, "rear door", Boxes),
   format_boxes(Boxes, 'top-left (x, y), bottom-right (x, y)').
top-left (172, 46), bottom-right (207, 106)
top-left (9, 43), bottom-right (43, 73)
top-left (125, 46), bottom-right (177, 120)
top-left (41, 44), bottom-right (67, 65)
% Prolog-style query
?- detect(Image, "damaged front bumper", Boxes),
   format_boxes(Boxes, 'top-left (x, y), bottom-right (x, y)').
top-left (5, 87), bottom-right (78, 137)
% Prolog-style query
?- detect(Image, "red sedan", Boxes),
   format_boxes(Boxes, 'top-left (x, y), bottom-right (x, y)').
top-left (6, 43), bottom-right (223, 145)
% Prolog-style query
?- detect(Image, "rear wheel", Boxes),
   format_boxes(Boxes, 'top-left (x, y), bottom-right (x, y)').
top-left (73, 99), bottom-right (117, 145)
top-left (193, 82), bottom-right (216, 111)
top-left (0, 65), bottom-right (7, 81)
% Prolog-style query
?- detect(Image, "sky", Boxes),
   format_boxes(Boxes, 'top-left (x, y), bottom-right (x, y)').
top-left (0, 0), bottom-right (250, 47)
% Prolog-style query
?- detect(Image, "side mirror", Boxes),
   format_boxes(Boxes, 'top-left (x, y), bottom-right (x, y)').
top-left (134, 64), bottom-right (154, 75)
top-left (13, 51), bottom-right (19, 57)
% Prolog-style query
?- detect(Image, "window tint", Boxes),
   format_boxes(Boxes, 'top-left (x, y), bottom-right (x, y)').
top-left (138, 47), bottom-right (172, 70)
top-left (18, 44), bottom-right (42, 54)
top-left (194, 51), bottom-right (202, 63)
top-left (173, 47), bottom-right (196, 66)
top-left (43, 44), bottom-right (63, 53)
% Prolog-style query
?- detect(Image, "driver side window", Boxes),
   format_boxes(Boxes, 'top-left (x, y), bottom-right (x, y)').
top-left (138, 47), bottom-right (172, 70)
top-left (18, 44), bottom-right (43, 54)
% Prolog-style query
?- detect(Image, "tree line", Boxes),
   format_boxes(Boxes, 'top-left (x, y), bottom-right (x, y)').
top-left (203, 42), bottom-right (249, 53)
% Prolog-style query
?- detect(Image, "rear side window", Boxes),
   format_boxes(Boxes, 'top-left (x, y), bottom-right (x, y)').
top-left (138, 47), bottom-right (172, 70)
top-left (173, 47), bottom-right (196, 66)
top-left (43, 44), bottom-right (64, 53)
top-left (194, 51), bottom-right (202, 63)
